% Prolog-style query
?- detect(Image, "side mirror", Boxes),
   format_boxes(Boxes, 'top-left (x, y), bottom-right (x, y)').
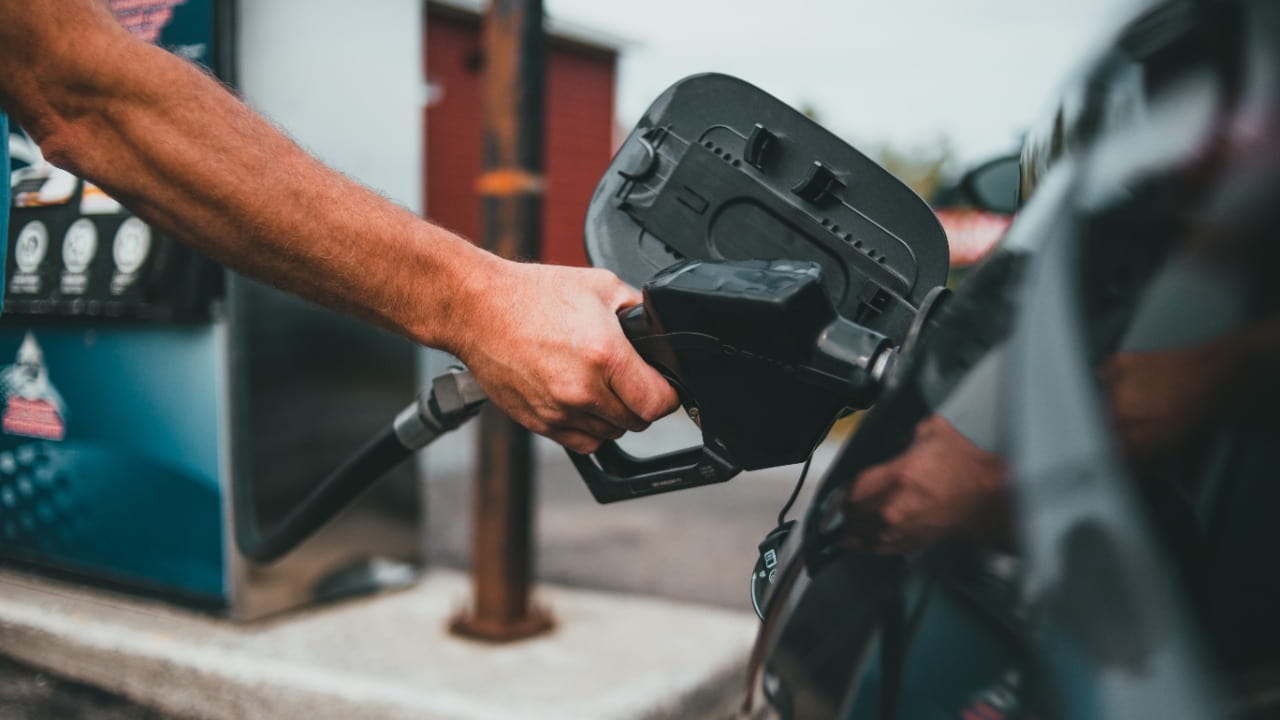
top-left (961, 155), bottom-right (1020, 215)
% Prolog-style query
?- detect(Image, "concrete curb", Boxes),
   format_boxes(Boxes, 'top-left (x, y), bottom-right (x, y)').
top-left (0, 569), bottom-right (758, 719)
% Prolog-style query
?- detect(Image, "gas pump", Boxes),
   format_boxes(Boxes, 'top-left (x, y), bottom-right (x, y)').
top-left (0, 0), bottom-right (425, 619)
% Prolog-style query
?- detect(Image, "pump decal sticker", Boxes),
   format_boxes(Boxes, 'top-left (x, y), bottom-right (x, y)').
top-left (109, 0), bottom-right (188, 44)
top-left (9, 221), bottom-right (48, 294)
top-left (79, 182), bottom-right (125, 216)
top-left (60, 218), bottom-right (98, 295)
top-left (11, 167), bottom-right (77, 208)
top-left (0, 333), bottom-right (66, 441)
top-left (111, 217), bottom-right (152, 293)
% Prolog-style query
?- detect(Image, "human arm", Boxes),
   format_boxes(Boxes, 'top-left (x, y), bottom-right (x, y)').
top-left (0, 0), bottom-right (677, 450)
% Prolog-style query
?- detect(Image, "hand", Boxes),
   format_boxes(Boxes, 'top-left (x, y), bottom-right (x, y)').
top-left (1100, 344), bottom-right (1236, 466)
top-left (452, 259), bottom-right (679, 453)
top-left (844, 415), bottom-right (1009, 555)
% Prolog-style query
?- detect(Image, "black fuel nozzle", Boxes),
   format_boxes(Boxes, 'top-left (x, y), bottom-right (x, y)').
top-left (571, 259), bottom-right (913, 504)
top-left (812, 316), bottom-right (899, 408)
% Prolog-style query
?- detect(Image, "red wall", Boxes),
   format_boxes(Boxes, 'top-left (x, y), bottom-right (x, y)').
top-left (425, 9), bottom-right (617, 267)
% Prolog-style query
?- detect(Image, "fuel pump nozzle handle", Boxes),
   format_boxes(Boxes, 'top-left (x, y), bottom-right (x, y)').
top-left (568, 300), bottom-right (746, 502)
top-left (567, 259), bottom-right (919, 504)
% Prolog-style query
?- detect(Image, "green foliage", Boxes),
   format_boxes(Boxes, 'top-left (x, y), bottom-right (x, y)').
top-left (871, 138), bottom-right (955, 200)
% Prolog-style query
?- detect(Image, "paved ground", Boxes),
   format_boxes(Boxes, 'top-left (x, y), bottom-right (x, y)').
top-left (0, 654), bottom-right (169, 719)
top-left (424, 413), bottom-right (841, 611)
top-left (0, 568), bottom-right (756, 720)
top-left (0, 413), bottom-right (849, 717)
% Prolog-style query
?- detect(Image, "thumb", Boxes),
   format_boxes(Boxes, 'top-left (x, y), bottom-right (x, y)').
top-left (607, 344), bottom-right (680, 423)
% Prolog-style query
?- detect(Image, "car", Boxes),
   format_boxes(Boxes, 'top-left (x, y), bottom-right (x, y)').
top-left (747, 1), bottom-right (1280, 718)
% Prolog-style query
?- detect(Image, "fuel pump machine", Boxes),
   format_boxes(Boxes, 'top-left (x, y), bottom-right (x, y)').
top-left (0, 1), bottom-right (423, 619)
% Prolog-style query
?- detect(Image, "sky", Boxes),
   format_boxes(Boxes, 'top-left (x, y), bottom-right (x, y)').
top-left (543, 0), bottom-right (1146, 168)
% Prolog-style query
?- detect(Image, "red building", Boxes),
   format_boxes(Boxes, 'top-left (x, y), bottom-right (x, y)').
top-left (424, 1), bottom-right (620, 267)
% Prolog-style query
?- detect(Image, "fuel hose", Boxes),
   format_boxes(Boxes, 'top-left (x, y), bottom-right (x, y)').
top-left (234, 367), bottom-right (487, 563)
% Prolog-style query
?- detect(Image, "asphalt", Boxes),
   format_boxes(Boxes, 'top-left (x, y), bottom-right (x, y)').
top-left (424, 413), bottom-right (836, 611)
top-left (0, 413), bottom-right (846, 717)
top-left (0, 567), bottom-right (757, 720)
top-left (0, 654), bottom-right (169, 720)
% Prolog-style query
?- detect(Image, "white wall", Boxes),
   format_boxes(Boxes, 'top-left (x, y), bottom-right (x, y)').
top-left (236, 0), bottom-right (424, 212)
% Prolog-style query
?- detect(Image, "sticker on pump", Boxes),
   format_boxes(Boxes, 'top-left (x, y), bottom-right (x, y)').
top-left (0, 333), bottom-right (66, 442)
top-left (60, 219), bottom-right (98, 296)
top-left (10, 221), bottom-right (49, 295)
top-left (111, 217), bottom-right (152, 294)
top-left (79, 182), bottom-right (124, 216)
top-left (11, 167), bottom-right (76, 208)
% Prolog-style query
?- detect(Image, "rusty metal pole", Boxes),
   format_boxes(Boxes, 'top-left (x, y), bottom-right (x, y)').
top-left (450, 0), bottom-right (554, 642)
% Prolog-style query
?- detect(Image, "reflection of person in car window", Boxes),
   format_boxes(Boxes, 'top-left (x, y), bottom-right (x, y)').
top-left (842, 248), bottom-right (1280, 564)
top-left (1103, 315), bottom-right (1280, 468)
top-left (0, 1), bottom-right (678, 451)
top-left (842, 413), bottom-right (1010, 555)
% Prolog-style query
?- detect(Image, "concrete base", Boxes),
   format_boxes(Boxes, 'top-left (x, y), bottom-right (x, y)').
top-left (0, 569), bottom-right (758, 719)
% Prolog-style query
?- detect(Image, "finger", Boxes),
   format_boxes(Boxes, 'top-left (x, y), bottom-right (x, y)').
top-left (848, 463), bottom-right (899, 505)
top-left (868, 531), bottom-right (925, 556)
top-left (559, 410), bottom-right (629, 443)
top-left (841, 493), bottom-right (888, 534)
top-left (591, 274), bottom-right (680, 425)
top-left (581, 384), bottom-right (650, 434)
top-left (548, 428), bottom-right (608, 455)
top-left (605, 349), bottom-right (680, 425)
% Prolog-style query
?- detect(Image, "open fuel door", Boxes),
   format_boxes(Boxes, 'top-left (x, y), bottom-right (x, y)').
top-left (573, 73), bottom-right (951, 502)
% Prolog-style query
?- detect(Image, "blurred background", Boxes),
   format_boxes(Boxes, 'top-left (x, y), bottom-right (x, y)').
top-left (0, 0), bottom-right (1146, 717)
top-left (549, 0), bottom-right (1127, 166)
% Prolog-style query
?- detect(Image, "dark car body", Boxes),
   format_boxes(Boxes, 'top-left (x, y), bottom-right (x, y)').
top-left (750, 1), bottom-right (1280, 718)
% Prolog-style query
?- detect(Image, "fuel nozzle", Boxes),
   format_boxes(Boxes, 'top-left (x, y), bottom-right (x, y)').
top-left (812, 316), bottom-right (898, 407)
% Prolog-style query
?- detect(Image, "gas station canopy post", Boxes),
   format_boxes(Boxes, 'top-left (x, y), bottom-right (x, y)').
top-left (449, 0), bottom-right (555, 642)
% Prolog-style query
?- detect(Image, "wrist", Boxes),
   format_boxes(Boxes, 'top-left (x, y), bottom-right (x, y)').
top-left (402, 230), bottom-right (508, 357)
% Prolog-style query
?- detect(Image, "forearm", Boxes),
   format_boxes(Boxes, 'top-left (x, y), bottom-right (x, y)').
top-left (0, 2), bottom-right (680, 451)
top-left (0, 1), bottom-right (495, 351)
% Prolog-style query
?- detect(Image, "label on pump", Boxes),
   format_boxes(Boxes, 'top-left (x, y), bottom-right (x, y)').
top-left (0, 332), bottom-right (66, 442)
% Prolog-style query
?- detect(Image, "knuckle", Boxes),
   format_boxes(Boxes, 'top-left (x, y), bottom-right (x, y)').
top-left (561, 383), bottom-right (596, 410)
top-left (589, 267), bottom-right (622, 287)
top-left (635, 391), bottom-right (673, 423)
top-left (539, 405), bottom-right (572, 427)
top-left (892, 458), bottom-right (917, 481)
top-left (584, 340), bottom-right (616, 369)
top-left (878, 507), bottom-right (901, 528)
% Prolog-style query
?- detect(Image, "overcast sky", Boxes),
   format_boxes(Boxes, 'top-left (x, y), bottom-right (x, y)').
top-left (543, 0), bottom-right (1146, 167)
